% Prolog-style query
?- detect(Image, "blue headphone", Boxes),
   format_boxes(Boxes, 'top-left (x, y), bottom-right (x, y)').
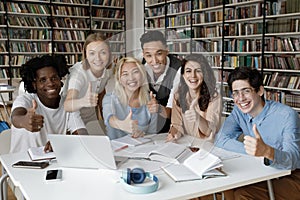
top-left (120, 168), bottom-right (159, 194)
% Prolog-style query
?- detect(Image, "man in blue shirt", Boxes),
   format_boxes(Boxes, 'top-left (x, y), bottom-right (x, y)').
top-left (215, 67), bottom-right (300, 199)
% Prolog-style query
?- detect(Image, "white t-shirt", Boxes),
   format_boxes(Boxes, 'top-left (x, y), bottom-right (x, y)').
top-left (66, 62), bottom-right (115, 124)
top-left (10, 93), bottom-right (85, 153)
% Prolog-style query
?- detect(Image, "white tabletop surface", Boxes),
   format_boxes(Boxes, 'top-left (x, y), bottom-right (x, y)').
top-left (0, 135), bottom-right (291, 200)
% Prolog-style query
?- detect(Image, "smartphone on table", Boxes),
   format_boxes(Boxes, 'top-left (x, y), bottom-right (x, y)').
top-left (12, 161), bottom-right (49, 169)
top-left (45, 169), bottom-right (62, 182)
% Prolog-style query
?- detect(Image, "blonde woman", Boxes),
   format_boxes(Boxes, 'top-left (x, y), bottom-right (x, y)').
top-left (64, 33), bottom-right (114, 125)
top-left (102, 57), bottom-right (158, 139)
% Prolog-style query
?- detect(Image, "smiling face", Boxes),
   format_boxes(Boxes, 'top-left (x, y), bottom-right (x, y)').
top-left (232, 80), bottom-right (264, 117)
top-left (183, 61), bottom-right (203, 93)
top-left (119, 62), bottom-right (143, 96)
top-left (86, 40), bottom-right (110, 77)
top-left (33, 66), bottom-right (61, 107)
top-left (142, 41), bottom-right (168, 77)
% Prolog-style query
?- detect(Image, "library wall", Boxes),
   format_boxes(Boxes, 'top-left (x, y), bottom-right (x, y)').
top-left (144, 0), bottom-right (300, 115)
top-left (0, 0), bottom-right (126, 100)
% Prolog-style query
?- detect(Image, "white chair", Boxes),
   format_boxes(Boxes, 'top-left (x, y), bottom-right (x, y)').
top-left (86, 120), bottom-right (106, 136)
top-left (0, 129), bottom-right (24, 200)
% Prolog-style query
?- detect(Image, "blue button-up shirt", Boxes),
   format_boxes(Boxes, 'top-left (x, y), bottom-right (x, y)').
top-left (215, 100), bottom-right (300, 170)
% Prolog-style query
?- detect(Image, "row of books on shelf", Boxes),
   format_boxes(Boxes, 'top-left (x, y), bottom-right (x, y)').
top-left (110, 43), bottom-right (125, 53)
top-left (265, 91), bottom-right (300, 109)
top-left (5, 0), bottom-right (125, 14)
top-left (51, 5), bottom-right (87, 16)
top-left (265, 37), bottom-right (300, 52)
top-left (223, 55), bottom-right (260, 69)
top-left (167, 15), bottom-right (191, 27)
top-left (53, 0), bottom-right (86, 4)
top-left (92, 9), bottom-right (124, 19)
top-left (264, 73), bottom-right (300, 90)
top-left (146, 18), bottom-right (165, 29)
top-left (8, 29), bottom-right (51, 40)
top-left (266, 0), bottom-right (300, 15)
top-left (10, 54), bottom-right (83, 68)
top-left (264, 55), bottom-right (300, 70)
top-left (11, 55), bottom-right (32, 66)
top-left (54, 42), bottom-right (83, 54)
top-left (223, 100), bottom-right (234, 114)
top-left (167, 29), bottom-right (192, 39)
top-left (64, 54), bottom-right (81, 66)
top-left (11, 42), bottom-right (51, 53)
top-left (53, 30), bottom-right (86, 41)
top-left (8, 16), bottom-right (50, 28)
top-left (224, 39), bottom-right (262, 52)
top-left (167, 1), bottom-right (191, 14)
top-left (92, 0), bottom-right (124, 7)
top-left (168, 42), bottom-right (191, 53)
top-left (6, 3), bottom-right (49, 14)
top-left (267, 19), bottom-right (299, 33)
top-left (192, 22), bottom-right (263, 38)
top-left (92, 21), bottom-right (123, 30)
top-left (0, 68), bottom-right (8, 79)
top-left (0, 55), bottom-right (8, 66)
top-left (53, 18), bottom-right (88, 29)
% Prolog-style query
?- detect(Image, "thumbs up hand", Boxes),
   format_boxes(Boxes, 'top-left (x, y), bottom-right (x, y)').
top-left (243, 124), bottom-right (269, 157)
top-left (119, 109), bottom-right (141, 136)
top-left (24, 99), bottom-right (44, 132)
top-left (82, 82), bottom-right (98, 107)
top-left (147, 91), bottom-right (159, 114)
top-left (184, 98), bottom-right (198, 122)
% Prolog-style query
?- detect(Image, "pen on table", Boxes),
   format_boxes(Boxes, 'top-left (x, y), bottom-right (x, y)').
top-left (114, 145), bottom-right (129, 152)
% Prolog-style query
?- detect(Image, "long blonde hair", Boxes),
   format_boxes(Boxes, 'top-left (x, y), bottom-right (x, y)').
top-left (114, 57), bottom-right (149, 106)
top-left (82, 33), bottom-right (112, 70)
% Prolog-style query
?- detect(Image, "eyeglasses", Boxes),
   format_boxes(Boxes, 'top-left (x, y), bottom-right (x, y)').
top-left (231, 87), bottom-right (255, 99)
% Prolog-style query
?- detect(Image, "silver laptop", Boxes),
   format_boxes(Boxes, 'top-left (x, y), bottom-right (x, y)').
top-left (48, 135), bottom-right (117, 170)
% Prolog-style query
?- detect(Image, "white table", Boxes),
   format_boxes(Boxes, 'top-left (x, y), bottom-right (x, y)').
top-left (0, 136), bottom-right (290, 200)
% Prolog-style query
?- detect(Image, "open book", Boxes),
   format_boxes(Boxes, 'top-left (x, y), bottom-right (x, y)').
top-left (162, 149), bottom-right (225, 182)
top-left (129, 142), bottom-right (193, 164)
top-left (28, 146), bottom-right (56, 161)
top-left (111, 135), bottom-right (152, 147)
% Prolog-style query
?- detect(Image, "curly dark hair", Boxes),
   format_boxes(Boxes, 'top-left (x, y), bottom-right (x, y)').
top-left (20, 55), bottom-right (68, 93)
top-left (178, 54), bottom-right (218, 113)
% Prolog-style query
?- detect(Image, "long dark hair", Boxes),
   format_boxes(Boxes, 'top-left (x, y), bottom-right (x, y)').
top-left (177, 54), bottom-right (217, 112)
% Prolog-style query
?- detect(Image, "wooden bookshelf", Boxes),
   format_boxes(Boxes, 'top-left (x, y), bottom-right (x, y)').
top-left (0, 0), bottom-right (126, 96)
top-left (144, 0), bottom-right (300, 114)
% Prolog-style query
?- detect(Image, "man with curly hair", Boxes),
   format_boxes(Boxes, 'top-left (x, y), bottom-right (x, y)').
top-left (10, 55), bottom-right (87, 153)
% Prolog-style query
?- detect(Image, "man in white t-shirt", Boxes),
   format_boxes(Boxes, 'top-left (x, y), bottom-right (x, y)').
top-left (10, 55), bottom-right (87, 153)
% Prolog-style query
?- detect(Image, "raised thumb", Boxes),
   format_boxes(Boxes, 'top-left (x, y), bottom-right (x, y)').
top-left (127, 109), bottom-right (132, 120)
top-left (252, 124), bottom-right (261, 139)
top-left (189, 98), bottom-right (198, 110)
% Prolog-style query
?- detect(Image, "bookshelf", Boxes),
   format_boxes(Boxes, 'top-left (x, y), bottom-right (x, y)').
top-left (91, 0), bottom-right (126, 62)
top-left (0, 0), bottom-right (126, 100)
top-left (144, 0), bottom-right (300, 114)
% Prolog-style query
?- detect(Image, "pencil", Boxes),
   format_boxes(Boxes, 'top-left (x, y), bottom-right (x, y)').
top-left (114, 145), bottom-right (129, 152)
